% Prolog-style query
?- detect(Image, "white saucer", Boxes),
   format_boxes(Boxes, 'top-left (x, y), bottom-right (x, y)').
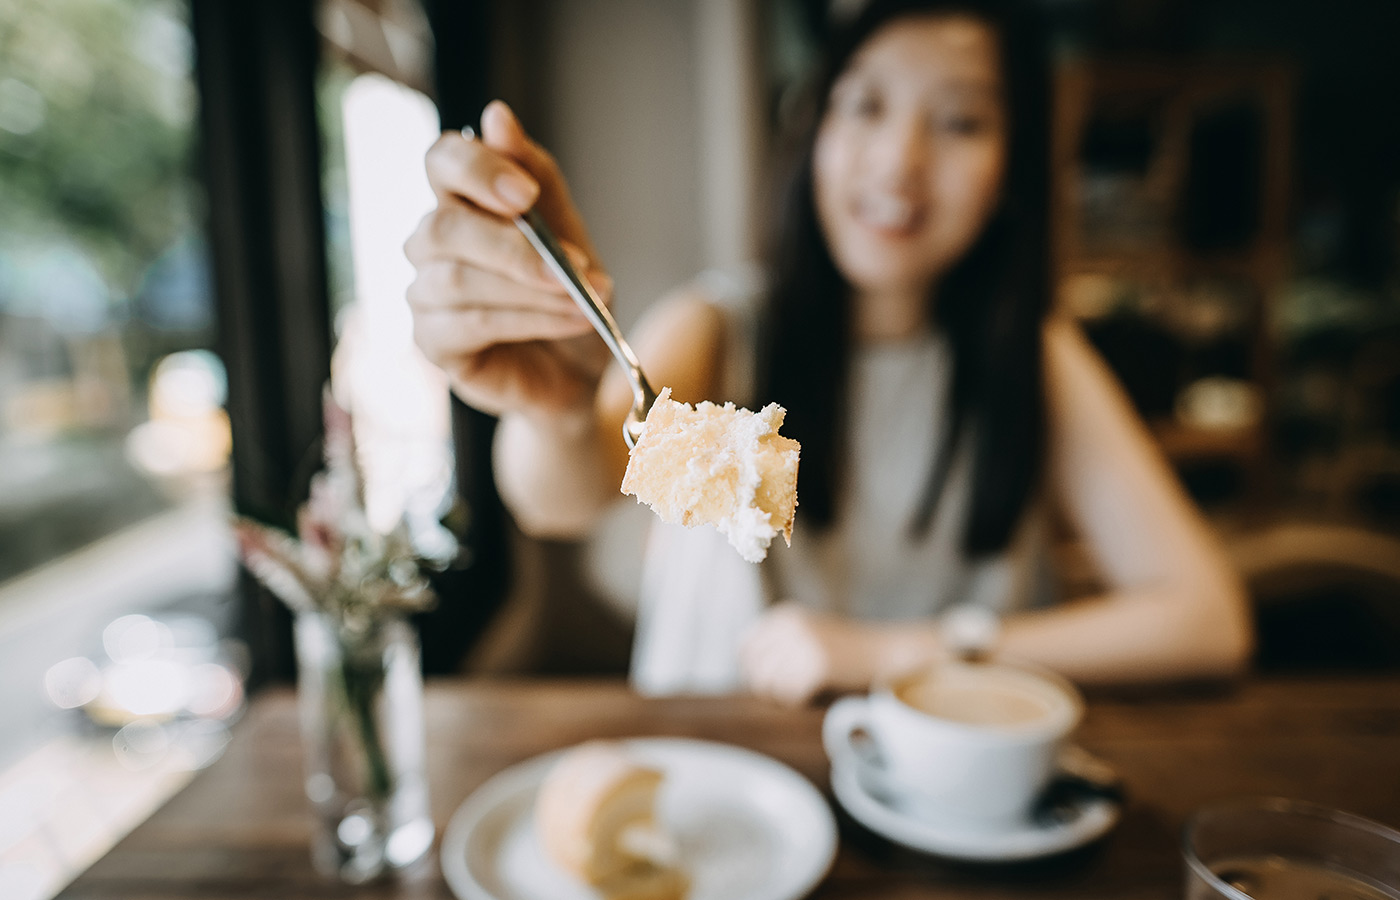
top-left (442, 737), bottom-right (838, 900)
top-left (830, 750), bottom-right (1121, 863)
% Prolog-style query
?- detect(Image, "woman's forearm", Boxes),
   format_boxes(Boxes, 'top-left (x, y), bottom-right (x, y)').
top-left (997, 582), bottom-right (1253, 684)
top-left (493, 409), bottom-right (621, 538)
top-left (1028, 320), bottom-right (1255, 684)
top-left (744, 575), bottom-right (1251, 705)
top-left (860, 581), bottom-right (1252, 687)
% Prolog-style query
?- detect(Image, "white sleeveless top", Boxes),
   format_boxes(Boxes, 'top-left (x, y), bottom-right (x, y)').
top-left (630, 268), bottom-right (1055, 695)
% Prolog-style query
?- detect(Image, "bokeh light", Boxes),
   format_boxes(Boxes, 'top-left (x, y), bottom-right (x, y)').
top-left (112, 720), bottom-right (170, 771)
top-left (101, 614), bottom-right (171, 663)
top-left (102, 659), bottom-right (189, 719)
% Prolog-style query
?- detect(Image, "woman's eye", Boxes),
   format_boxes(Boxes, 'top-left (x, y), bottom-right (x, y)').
top-left (834, 87), bottom-right (881, 120)
top-left (937, 113), bottom-right (992, 136)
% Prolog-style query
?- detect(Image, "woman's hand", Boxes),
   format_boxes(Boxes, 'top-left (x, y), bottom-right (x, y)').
top-left (403, 100), bottom-right (611, 421)
top-left (739, 602), bottom-right (895, 706)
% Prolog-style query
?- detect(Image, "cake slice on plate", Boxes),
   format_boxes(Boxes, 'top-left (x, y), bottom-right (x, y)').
top-left (535, 741), bottom-right (687, 900)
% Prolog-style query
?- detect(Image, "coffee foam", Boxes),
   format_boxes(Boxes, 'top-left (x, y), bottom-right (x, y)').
top-left (891, 664), bottom-right (1078, 734)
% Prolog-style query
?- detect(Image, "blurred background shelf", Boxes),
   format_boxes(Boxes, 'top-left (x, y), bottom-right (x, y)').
top-left (1151, 420), bottom-right (1264, 462)
top-left (1053, 56), bottom-right (1294, 510)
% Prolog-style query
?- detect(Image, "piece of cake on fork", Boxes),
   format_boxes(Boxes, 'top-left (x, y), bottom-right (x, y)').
top-left (621, 388), bottom-right (800, 563)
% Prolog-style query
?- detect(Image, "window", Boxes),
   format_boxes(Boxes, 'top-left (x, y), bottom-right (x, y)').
top-left (0, 3), bottom-right (237, 895)
top-left (0, 0), bottom-right (227, 583)
top-left (319, 63), bottom-right (453, 545)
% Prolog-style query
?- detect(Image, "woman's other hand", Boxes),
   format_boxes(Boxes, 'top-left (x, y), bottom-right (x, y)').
top-left (739, 602), bottom-right (893, 706)
top-left (404, 100), bottom-right (611, 421)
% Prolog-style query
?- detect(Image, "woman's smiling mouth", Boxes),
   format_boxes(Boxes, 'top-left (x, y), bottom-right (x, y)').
top-left (853, 192), bottom-right (924, 236)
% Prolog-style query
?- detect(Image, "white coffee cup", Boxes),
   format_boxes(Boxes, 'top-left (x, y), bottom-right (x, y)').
top-left (823, 659), bottom-right (1083, 830)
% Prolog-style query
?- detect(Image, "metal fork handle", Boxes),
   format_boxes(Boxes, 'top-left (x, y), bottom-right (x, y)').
top-left (514, 208), bottom-right (656, 413)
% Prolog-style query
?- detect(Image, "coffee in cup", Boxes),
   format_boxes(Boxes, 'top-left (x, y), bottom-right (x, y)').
top-left (824, 659), bottom-right (1083, 830)
top-left (894, 667), bottom-right (1065, 728)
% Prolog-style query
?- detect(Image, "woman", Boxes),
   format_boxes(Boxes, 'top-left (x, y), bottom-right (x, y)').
top-left (403, 0), bottom-right (1253, 704)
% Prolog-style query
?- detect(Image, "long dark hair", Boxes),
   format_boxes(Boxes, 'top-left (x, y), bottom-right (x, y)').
top-left (757, 0), bottom-right (1051, 558)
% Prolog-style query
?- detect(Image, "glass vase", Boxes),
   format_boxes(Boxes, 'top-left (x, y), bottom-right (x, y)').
top-left (293, 610), bottom-right (433, 882)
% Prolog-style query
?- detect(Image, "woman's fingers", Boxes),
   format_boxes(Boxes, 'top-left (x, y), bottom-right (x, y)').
top-left (424, 128), bottom-right (539, 217)
top-left (436, 341), bottom-right (599, 419)
top-left (480, 100), bottom-right (596, 259)
top-left (479, 103), bottom-right (577, 222)
top-left (405, 199), bottom-right (549, 285)
top-left (408, 101), bottom-right (609, 420)
top-left (740, 605), bottom-right (828, 706)
top-left (407, 260), bottom-right (586, 318)
top-left (411, 306), bottom-right (594, 362)
top-left (416, 100), bottom-right (602, 296)
top-left (746, 646), bottom-right (821, 706)
top-left (405, 198), bottom-right (596, 292)
top-left (421, 101), bottom-right (587, 255)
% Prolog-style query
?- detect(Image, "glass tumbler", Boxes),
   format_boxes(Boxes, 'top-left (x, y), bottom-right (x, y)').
top-left (1183, 798), bottom-right (1400, 900)
top-left (294, 611), bottom-right (433, 883)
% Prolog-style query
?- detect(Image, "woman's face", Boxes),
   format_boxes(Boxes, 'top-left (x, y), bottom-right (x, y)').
top-left (813, 15), bottom-right (1007, 301)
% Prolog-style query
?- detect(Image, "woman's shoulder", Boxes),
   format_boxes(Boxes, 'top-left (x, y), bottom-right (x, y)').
top-left (1042, 313), bottom-right (1121, 404)
top-left (689, 262), bottom-right (768, 315)
top-left (630, 268), bottom-right (763, 405)
top-left (1042, 312), bottom-right (1134, 401)
top-left (1039, 310), bottom-right (1165, 478)
top-left (640, 263), bottom-right (765, 330)
top-left (636, 263), bottom-right (768, 404)
top-left (1042, 311), bottom-right (1089, 358)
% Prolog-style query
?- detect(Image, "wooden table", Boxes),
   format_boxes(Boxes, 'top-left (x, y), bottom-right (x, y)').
top-left (59, 676), bottom-right (1400, 899)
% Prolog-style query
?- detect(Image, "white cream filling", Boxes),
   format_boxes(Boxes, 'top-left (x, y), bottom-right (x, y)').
top-left (631, 390), bottom-right (792, 563)
top-left (713, 401), bottom-right (782, 562)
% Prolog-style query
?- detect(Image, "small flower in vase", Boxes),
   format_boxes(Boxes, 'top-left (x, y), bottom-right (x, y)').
top-left (233, 389), bottom-right (454, 881)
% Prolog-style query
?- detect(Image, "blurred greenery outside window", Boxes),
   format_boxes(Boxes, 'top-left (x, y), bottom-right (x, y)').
top-left (0, 0), bottom-right (229, 588)
top-left (319, 60), bottom-right (355, 320)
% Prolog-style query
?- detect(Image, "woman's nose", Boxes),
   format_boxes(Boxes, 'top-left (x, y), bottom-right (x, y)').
top-left (868, 115), bottom-right (931, 183)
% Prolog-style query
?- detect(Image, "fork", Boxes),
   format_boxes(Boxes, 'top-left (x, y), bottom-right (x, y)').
top-left (461, 126), bottom-right (658, 448)
top-left (513, 207), bottom-right (658, 448)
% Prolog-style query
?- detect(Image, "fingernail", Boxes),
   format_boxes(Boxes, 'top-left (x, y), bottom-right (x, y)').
top-left (494, 171), bottom-right (538, 209)
top-left (484, 99), bottom-right (520, 136)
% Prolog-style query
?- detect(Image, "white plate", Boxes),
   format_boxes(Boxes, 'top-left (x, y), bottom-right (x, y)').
top-left (441, 737), bottom-right (838, 900)
top-left (830, 750), bottom-right (1121, 863)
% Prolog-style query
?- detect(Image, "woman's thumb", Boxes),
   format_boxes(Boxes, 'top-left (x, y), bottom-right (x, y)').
top-left (480, 99), bottom-right (529, 157)
top-left (479, 98), bottom-right (584, 250)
